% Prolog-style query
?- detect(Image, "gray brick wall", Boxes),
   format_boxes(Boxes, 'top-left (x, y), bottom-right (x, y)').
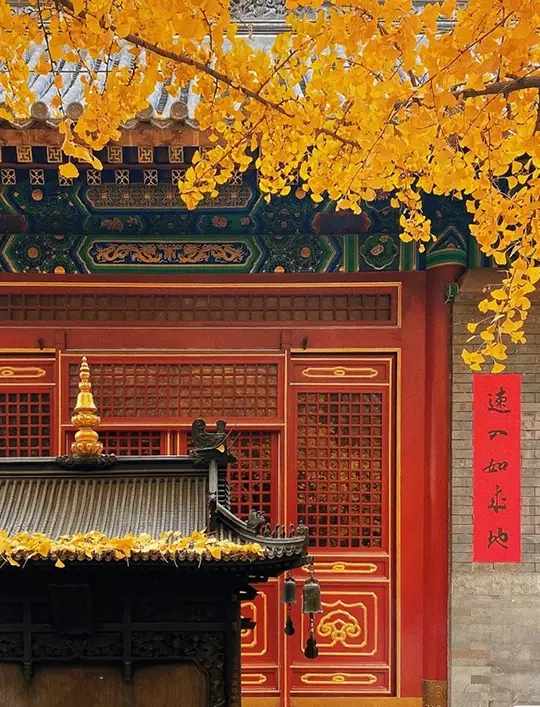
top-left (451, 271), bottom-right (540, 707)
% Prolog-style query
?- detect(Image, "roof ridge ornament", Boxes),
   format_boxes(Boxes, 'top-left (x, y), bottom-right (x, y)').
top-left (71, 356), bottom-right (103, 457)
top-left (189, 418), bottom-right (237, 466)
top-left (56, 356), bottom-right (116, 470)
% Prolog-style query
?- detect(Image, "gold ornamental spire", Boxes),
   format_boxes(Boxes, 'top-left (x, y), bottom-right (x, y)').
top-left (71, 356), bottom-right (103, 457)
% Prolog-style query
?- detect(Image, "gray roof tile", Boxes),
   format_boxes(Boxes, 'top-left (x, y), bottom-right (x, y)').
top-left (0, 455), bottom-right (309, 567)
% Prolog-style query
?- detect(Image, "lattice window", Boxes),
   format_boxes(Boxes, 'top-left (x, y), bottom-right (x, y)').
top-left (68, 362), bottom-right (279, 419)
top-left (296, 390), bottom-right (386, 549)
top-left (230, 432), bottom-right (275, 521)
top-left (0, 292), bottom-right (396, 324)
top-left (65, 429), bottom-right (163, 455)
top-left (0, 392), bottom-right (51, 457)
top-left (182, 430), bottom-right (277, 523)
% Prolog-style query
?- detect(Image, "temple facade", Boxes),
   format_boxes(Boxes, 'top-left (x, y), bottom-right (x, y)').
top-left (0, 193), bottom-right (464, 707)
top-left (1, 3), bottom-right (538, 707)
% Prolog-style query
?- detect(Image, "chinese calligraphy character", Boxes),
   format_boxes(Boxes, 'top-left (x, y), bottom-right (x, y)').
top-left (488, 527), bottom-right (509, 549)
top-left (488, 387), bottom-right (511, 414)
top-left (482, 458), bottom-right (509, 473)
top-left (488, 485), bottom-right (507, 513)
top-left (488, 429), bottom-right (508, 440)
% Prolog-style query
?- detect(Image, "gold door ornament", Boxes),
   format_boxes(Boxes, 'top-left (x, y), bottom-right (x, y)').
top-left (301, 366), bottom-right (378, 379)
top-left (316, 608), bottom-right (363, 647)
top-left (0, 366), bottom-right (46, 379)
top-left (300, 672), bottom-right (378, 685)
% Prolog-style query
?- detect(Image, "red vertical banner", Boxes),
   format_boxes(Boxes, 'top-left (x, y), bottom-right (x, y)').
top-left (473, 374), bottom-right (521, 563)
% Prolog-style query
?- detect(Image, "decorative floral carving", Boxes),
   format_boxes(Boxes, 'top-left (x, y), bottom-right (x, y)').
top-left (131, 601), bottom-right (224, 623)
top-left (360, 233), bottom-right (398, 270)
top-left (90, 242), bottom-right (248, 265)
top-left (31, 633), bottom-right (123, 659)
top-left (317, 609), bottom-right (362, 647)
top-left (85, 183), bottom-right (252, 210)
top-left (55, 453), bottom-right (117, 470)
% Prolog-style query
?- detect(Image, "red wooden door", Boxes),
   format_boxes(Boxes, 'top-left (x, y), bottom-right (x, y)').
top-left (285, 356), bottom-right (395, 696)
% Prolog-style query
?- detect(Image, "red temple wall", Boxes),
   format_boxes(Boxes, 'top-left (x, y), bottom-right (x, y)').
top-left (0, 270), bottom-right (460, 707)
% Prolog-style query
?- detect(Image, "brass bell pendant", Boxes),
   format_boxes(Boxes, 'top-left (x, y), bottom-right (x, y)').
top-left (302, 566), bottom-right (322, 659)
top-left (282, 574), bottom-right (297, 604)
top-left (282, 573), bottom-right (297, 636)
top-left (302, 575), bottom-right (322, 615)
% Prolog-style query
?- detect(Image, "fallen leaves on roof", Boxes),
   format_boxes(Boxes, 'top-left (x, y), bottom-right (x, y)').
top-left (0, 529), bottom-right (264, 568)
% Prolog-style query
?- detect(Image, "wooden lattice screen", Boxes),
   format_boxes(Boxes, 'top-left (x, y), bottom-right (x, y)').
top-left (181, 429), bottom-right (277, 524)
top-left (296, 390), bottom-right (386, 549)
top-left (0, 391), bottom-right (52, 457)
top-left (65, 429), bottom-right (164, 456)
top-left (0, 291), bottom-right (396, 324)
top-left (68, 362), bottom-right (280, 420)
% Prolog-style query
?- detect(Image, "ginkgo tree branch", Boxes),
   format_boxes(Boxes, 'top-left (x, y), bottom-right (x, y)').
top-left (54, 0), bottom-right (540, 153)
top-left (55, 0), bottom-right (363, 149)
top-left (3, 0), bottom-right (539, 374)
top-left (456, 74), bottom-right (540, 99)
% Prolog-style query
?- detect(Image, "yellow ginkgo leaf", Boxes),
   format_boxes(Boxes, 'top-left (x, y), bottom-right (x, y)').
top-left (59, 162), bottom-right (79, 179)
top-left (491, 362), bottom-right (506, 373)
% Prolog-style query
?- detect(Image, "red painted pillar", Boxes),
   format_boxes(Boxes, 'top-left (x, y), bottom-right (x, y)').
top-left (424, 264), bottom-right (465, 685)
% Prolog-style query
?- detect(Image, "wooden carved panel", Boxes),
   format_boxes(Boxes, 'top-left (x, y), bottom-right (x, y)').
top-left (228, 432), bottom-right (277, 523)
top-left (0, 357), bottom-right (55, 384)
top-left (295, 585), bottom-right (390, 662)
top-left (0, 663), bottom-right (207, 707)
top-left (290, 357), bottom-right (392, 385)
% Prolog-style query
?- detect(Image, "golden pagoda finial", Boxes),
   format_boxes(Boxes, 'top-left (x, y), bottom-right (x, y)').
top-left (71, 356), bottom-right (103, 457)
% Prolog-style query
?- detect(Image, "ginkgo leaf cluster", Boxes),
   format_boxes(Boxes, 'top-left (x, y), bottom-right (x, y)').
top-left (0, 530), bottom-right (265, 568)
top-left (0, 0), bottom-right (539, 369)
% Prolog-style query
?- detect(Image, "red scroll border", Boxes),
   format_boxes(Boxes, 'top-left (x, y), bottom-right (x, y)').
top-left (473, 374), bottom-right (521, 563)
